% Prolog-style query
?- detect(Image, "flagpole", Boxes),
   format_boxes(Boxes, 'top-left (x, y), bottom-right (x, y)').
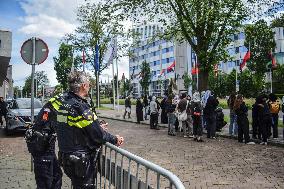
top-left (116, 57), bottom-right (119, 112)
top-left (112, 61), bottom-right (116, 110)
top-left (270, 48), bottom-right (273, 93)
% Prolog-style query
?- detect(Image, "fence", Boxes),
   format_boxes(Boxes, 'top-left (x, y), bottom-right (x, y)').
top-left (95, 142), bottom-right (185, 189)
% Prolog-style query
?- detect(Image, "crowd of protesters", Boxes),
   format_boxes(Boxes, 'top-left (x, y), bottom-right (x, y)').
top-left (133, 91), bottom-right (284, 145)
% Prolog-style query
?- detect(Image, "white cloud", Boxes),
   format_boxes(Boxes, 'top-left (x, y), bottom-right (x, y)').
top-left (19, 14), bottom-right (76, 38)
top-left (12, 60), bottom-right (58, 87)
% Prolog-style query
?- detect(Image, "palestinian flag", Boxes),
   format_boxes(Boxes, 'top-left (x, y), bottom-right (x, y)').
top-left (240, 51), bottom-right (250, 72)
top-left (266, 52), bottom-right (277, 69)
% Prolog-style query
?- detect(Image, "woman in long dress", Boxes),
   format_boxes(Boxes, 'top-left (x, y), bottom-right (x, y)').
top-left (136, 97), bottom-right (144, 124)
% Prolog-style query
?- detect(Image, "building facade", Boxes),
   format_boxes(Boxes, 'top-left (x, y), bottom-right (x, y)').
top-left (0, 30), bottom-right (13, 99)
top-left (129, 23), bottom-right (192, 98)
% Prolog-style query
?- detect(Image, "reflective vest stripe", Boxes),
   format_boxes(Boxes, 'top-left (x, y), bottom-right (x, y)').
top-left (68, 115), bottom-right (83, 121)
top-left (68, 119), bottom-right (93, 128)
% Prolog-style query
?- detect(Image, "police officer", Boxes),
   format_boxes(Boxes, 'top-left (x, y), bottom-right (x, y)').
top-left (26, 101), bottom-right (62, 188)
top-left (49, 71), bottom-right (124, 189)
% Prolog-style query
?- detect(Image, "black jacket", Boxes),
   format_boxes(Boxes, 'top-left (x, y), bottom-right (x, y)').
top-left (204, 96), bottom-right (219, 116)
top-left (51, 92), bottom-right (117, 153)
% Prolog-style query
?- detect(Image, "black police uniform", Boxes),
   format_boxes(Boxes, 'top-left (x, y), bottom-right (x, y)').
top-left (26, 102), bottom-right (62, 189)
top-left (49, 92), bottom-right (118, 189)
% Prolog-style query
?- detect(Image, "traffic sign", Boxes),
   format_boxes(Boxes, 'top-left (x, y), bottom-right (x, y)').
top-left (20, 38), bottom-right (49, 65)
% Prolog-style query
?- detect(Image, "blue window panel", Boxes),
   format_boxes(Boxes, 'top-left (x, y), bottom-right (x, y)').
top-left (156, 50), bottom-right (160, 55)
top-left (169, 46), bottom-right (174, 52)
top-left (153, 61), bottom-right (156, 66)
top-left (166, 58), bottom-right (170, 63)
top-left (169, 57), bottom-right (175, 62)
top-left (162, 59), bottom-right (167, 64)
top-left (228, 48), bottom-right (235, 55)
top-left (156, 60), bottom-right (160, 65)
top-left (156, 70), bottom-right (160, 74)
top-left (142, 46), bottom-right (145, 50)
top-left (239, 32), bottom-right (245, 40)
top-left (162, 48), bottom-right (167, 53)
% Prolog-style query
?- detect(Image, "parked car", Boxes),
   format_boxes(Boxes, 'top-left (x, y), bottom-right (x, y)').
top-left (5, 98), bottom-right (42, 135)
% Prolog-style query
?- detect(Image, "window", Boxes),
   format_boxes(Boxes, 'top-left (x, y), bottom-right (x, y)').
top-left (235, 47), bottom-right (239, 53)
top-left (236, 60), bottom-right (240, 66)
top-left (148, 26), bottom-right (152, 36)
top-left (140, 28), bottom-right (143, 36)
top-left (156, 60), bottom-right (160, 65)
top-left (228, 35), bottom-right (234, 41)
top-left (234, 34), bottom-right (238, 40)
top-left (0, 39), bottom-right (1, 48)
top-left (145, 26), bottom-right (148, 37)
top-left (170, 57), bottom-right (175, 62)
top-left (162, 59), bottom-right (167, 64)
top-left (166, 58), bottom-right (170, 63)
top-left (169, 46), bottom-right (174, 52)
top-left (228, 48), bottom-right (235, 55)
top-left (153, 25), bottom-right (156, 34)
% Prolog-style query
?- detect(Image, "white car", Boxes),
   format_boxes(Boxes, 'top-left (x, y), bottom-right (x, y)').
top-left (5, 98), bottom-right (42, 135)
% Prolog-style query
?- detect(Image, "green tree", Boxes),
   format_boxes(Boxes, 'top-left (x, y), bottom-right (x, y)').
top-left (65, 2), bottom-right (126, 106)
top-left (13, 86), bottom-right (19, 98)
top-left (225, 68), bottom-right (238, 94)
top-left (53, 43), bottom-right (81, 91)
top-left (111, 0), bottom-right (249, 91)
top-left (121, 78), bottom-right (131, 97)
top-left (271, 14), bottom-right (284, 28)
top-left (22, 71), bottom-right (49, 97)
top-left (182, 72), bottom-right (192, 92)
top-left (273, 64), bottom-right (284, 94)
top-left (244, 20), bottom-right (276, 76)
top-left (139, 61), bottom-right (151, 95)
top-left (239, 70), bottom-right (265, 98)
top-left (208, 71), bottom-right (228, 97)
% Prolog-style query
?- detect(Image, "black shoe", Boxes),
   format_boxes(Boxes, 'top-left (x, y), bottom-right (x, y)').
top-left (193, 138), bottom-right (197, 141)
top-left (197, 139), bottom-right (204, 142)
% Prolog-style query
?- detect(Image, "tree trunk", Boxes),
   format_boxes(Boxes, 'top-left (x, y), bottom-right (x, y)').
top-left (198, 70), bottom-right (209, 92)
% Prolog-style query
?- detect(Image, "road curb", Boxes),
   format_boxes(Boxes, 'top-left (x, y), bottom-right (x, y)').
top-left (100, 115), bottom-right (284, 148)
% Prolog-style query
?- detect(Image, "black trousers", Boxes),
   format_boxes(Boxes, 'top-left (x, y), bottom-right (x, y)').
top-left (150, 113), bottom-right (158, 129)
top-left (252, 118), bottom-right (260, 139)
top-left (237, 116), bottom-right (250, 143)
top-left (193, 116), bottom-right (202, 136)
top-left (259, 116), bottom-right (271, 142)
top-left (61, 152), bottom-right (97, 189)
top-left (205, 115), bottom-right (216, 138)
top-left (33, 153), bottom-right (62, 189)
top-left (0, 113), bottom-right (7, 126)
top-left (271, 113), bottom-right (278, 138)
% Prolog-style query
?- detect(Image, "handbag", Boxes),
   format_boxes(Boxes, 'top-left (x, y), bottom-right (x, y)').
top-left (177, 101), bottom-right (189, 121)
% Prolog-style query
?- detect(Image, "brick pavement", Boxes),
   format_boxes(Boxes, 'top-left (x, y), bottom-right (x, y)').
top-left (0, 117), bottom-right (284, 188)
top-left (105, 119), bottom-right (284, 189)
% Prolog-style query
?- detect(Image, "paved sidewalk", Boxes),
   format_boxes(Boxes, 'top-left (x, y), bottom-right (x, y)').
top-left (97, 108), bottom-right (284, 147)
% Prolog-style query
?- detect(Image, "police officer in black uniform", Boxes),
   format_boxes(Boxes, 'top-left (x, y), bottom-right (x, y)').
top-left (49, 71), bottom-right (124, 189)
top-left (25, 101), bottom-right (62, 188)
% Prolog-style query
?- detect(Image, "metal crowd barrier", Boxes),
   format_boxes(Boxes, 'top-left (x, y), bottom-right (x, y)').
top-left (95, 142), bottom-right (185, 189)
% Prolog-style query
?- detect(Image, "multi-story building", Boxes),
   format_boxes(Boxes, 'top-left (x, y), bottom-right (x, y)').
top-left (129, 22), bottom-right (191, 98)
top-left (0, 30), bottom-right (13, 99)
top-left (273, 27), bottom-right (284, 64)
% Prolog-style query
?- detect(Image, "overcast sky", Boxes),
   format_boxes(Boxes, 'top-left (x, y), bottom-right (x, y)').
top-left (0, 0), bottom-right (130, 87)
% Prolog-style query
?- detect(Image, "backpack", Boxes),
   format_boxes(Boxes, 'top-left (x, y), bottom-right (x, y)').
top-left (270, 102), bottom-right (280, 114)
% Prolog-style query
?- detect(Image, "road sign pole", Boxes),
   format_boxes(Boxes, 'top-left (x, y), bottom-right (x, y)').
top-left (30, 37), bottom-right (36, 172)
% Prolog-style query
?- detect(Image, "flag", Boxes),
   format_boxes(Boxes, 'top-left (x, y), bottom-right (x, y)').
top-left (167, 60), bottom-right (176, 73)
top-left (82, 49), bottom-right (86, 64)
top-left (95, 44), bottom-right (99, 71)
top-left (240, 51), bottom-right (250, 72)
top-left (191, 67), bottom-right (198, 75)
top-left (106, 38), bottom-right (118, 66)
top-left (268, 51), bottom-right (277, 69)
top-left (160, 69), bottom-right (165, 75)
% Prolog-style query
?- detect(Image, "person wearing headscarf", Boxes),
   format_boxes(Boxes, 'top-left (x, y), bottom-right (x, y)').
top-left (177, 93), bottom-right (193, 137)
top-left (191, 92), bottom-right (203, 142)
top-left (136, 97), bottom-right (144, 124)
top-left (150, 96), bottom-right (159, 130)
top-left (143, 95), bottom-right (149, 120)
top-left (203, 90), bottom-right (219, 139)
top-left (160, 96), bottom-right (168, 124)
top-left (234, 94), bottom-right (255, 144)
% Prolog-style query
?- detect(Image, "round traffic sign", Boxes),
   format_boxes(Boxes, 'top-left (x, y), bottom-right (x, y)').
top-left (20, 38), bottom-right (49, 65)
